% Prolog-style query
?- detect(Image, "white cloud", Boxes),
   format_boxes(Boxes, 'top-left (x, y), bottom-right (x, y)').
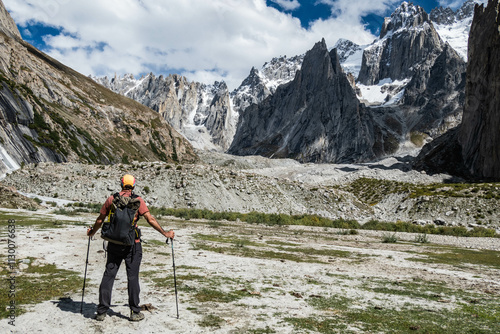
top-left (438, 0), bottom-right (487, 10)
top-left (3, 0), bottom-right (400, 90)
top-left (319, 0), bottom-right (401, 18)
top-left (437, 0), bottom-right (465, 9)
top-left (270, 0), bottom-right (301, 11)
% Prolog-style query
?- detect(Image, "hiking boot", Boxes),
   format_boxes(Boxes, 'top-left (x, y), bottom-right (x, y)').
top-left (95, 312), bottom-right (106, 321)
top-left (130, 311), bottom-right (145, 322)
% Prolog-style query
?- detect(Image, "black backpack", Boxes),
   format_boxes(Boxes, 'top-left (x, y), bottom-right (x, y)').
top-left (101, 193), bottom-right (141, 245)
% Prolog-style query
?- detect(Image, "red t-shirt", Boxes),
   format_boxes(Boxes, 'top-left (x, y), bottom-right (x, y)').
top-left (100, 190), bottom-right (149, 222)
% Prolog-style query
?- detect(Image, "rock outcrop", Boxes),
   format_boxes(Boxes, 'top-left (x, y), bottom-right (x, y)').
top-left (414, 0), bottom-right (500, 180)
top-left (358, 2), bottom-right (443, 85)
top-left (228, 39), bottom-right (378, 163)
top-left (357, 2), bottom-right (467, 140)
top-left (458, 0), bottom-right (500, 179)
top-left (0, 0), bottom-right (197, 173)
top-left (402, 43), bottom-right (467, 134)
top-left (0, 0), bottom-right (20, 40)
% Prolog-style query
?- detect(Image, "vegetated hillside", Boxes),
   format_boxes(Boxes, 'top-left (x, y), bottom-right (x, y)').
top-left (0, 0), bottom-right (197, 171)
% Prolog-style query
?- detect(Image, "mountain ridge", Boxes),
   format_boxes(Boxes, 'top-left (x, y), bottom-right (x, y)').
top-left (0, 1), bottom-right (198, 176)
top-left (94, 1), bottom-right (473, 160)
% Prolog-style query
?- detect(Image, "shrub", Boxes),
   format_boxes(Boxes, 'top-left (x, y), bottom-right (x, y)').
top-left (382, 233), bottom-right (398, 243)
top-left (414, 233), bottom-right (429, 243)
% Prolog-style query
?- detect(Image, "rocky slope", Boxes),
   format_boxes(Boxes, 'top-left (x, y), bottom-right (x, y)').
top-left (414, 0), bottom-right (500, 181)
top-left (3, 151), bottom-right (500, 232)
top-left (0, 0), bottom-right (197, 177)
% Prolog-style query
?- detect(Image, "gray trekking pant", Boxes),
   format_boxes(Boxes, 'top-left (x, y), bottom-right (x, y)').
top-left (97, 242), bottom-right (142, 314)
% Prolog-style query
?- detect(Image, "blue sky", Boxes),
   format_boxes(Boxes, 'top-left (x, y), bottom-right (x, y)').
top-left (4, 0), bottom-right (470, 90)
top-left (266, 0), bottom-right (442, 32)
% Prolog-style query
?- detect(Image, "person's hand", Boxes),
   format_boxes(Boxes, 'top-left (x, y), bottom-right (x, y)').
top-left (87, 227), bottom-right (94, 237)
top-left (165, 229), bottom-right (175, 240)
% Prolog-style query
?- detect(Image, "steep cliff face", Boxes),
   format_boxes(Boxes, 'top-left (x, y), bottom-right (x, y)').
top-left (0, 1), bottom-right (197, 174)
top-left (402, 43), bottom-right (467, 134)
top-left (358, 2), bottom-right (443, 85)
top-left (458, 0), bottom-right (500, 179)
top-left (228, 39), bottom-right (378, 163)
top-left (356, 2), bottom-right (467, 140)
top-left (414, 0), bottom-right (500, 180)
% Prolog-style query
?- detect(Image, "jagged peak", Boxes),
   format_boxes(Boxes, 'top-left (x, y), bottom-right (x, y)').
top-left (380, 2), bottom-right (430, 38)
top-left (430, 0), bottom-right (486, 24)
top-left (457, 0), bottom-right (487, 20)
top-left (334, 38), bottom-right (360, 49)
top-left (313, 38), bottom-right (328, 51)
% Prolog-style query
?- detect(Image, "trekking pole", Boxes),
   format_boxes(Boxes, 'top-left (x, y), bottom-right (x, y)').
top-left (81, 235), bottom-right (91, 314)
top-left (166, 238), bottom-right (179, 319)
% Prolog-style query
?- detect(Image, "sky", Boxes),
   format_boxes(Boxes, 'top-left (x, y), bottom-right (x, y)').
top-left (4, 0), bottom-right (468, 90)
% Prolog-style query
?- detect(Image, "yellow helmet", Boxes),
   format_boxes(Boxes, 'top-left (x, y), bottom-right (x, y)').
top-left (121, 174), bottom-right (136, 189)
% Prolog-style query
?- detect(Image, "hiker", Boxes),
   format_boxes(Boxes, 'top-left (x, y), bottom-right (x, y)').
top-left (86, 174), bottom-right (175, 321)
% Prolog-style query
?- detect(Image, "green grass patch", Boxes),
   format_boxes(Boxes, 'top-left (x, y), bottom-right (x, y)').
top-left (193, 287), bottom-right (250, 303)
top-left (0, 212), bottom-right (84, 230)
top-left (193, 234), bottom-right (264, 248)
top-left (191, 233), bottom-right (365, 263)
top-left (198, 314), bottom-right (225, 328)
top-left (414, 233), bottom-right (429, 243)
top-left (290, 291), bottom-right (500, 333)
top-left (362, 219), bottom-right (499, 238)
top-left (192, 242), bottom-right (320, 263)
top-left (408, 247), bottom-right (500, 269)
top-left (143, 239), bottom-right (168, 247)
top-left (0, 258), bottom-right (81, 319)
top-left (246, 326), bottom-right (276, 334)
top-left (381, 233), bottom-right (398, 243)
top-left (151, 274), bottom-right (206, 290)
top-left (341, 178), bottom-right (500, 205)
top-left (153, 206), bottom-right (499, 238)
top-left (149, 206), bottom-right (359, 229)
top-left (361, 278), bottom-right (463, 301)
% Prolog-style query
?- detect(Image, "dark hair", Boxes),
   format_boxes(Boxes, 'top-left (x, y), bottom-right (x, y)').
top-left (123, 185), bottom-right (134, 190)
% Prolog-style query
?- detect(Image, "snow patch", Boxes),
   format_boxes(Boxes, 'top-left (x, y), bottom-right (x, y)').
top-left (357, 78), bottom-right (410, 105)
top-left (0, 144), bottom-right (20, 180)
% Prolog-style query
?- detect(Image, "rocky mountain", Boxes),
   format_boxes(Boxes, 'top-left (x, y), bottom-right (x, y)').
top-left (94, 73), bottom-right (232, 151)
top-left (356, 1), bottom-right (467, 141)
top-left (95, 54), bottom-right (304, 152)
top-left (358, 3), bottom-right (443, 85)
top-left (431, 0), bottom-right (487, 60)
top-left (228, 39), bottom-right (383, 163)
top-left (227, 2), bottom-right (468, 163)
top-left (94, 1), bottom-right (475, 163)
top-left (414, 0), bottom-right (500, 181)
top-left (0, 0), bottom-right (197, 178)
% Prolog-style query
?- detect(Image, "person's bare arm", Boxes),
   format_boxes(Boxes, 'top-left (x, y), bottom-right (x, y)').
top-left (143, 211), bottom-right (175, 239)
top-left (87, 213), bottom-right (107, 237)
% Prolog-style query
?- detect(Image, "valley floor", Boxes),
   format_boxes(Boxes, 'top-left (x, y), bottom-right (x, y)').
top-left (1, 208), bottom-right (499, 333)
